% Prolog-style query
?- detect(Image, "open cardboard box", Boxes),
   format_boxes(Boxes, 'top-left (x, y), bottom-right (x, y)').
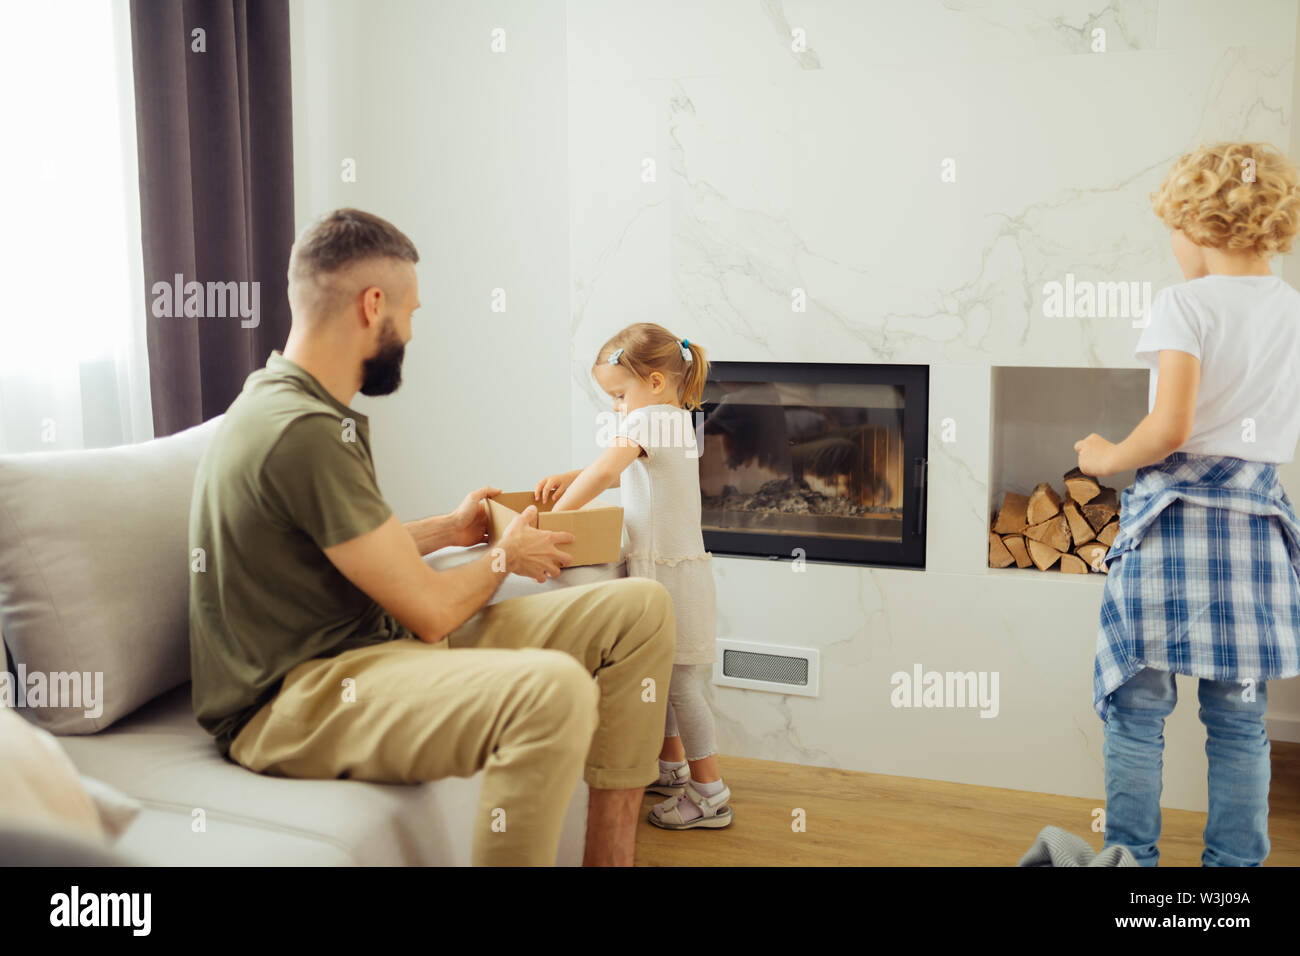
top-left (485, 492), bottom-right (624, 567)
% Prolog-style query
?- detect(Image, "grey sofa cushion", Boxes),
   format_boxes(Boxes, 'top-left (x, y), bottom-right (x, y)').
top-left (0, 417), bottom-right (222, 734)
top-left (58, 682), bottom-right (591, 866)
top-left (54, 549), bottom-right (621, 865)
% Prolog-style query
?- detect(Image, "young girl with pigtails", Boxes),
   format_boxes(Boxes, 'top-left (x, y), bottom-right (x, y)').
top-left (535, 322), bottom-right (733, 829)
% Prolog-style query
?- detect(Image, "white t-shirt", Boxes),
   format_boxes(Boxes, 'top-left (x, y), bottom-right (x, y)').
top-left (1137, 274), bottom-right (1300, 463)
top-left (616, 404), bottom-right (717, 665)
top-left (617, 404), bottom-right (708, 561)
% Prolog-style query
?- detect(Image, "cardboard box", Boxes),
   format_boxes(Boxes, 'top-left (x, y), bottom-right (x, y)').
top-left (485, 492), bottom-right (624, 567)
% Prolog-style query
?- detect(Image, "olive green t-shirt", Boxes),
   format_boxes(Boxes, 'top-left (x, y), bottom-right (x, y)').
top-left (189, 351), bottom-right (412, 757)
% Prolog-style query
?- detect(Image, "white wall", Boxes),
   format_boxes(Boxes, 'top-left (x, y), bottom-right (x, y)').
top-left (566, 0), bottom-right (1299, 812)
top-left (287, 0), bottom-right (1300, 813)
top-left (288, 0), bottom-right (571, 520)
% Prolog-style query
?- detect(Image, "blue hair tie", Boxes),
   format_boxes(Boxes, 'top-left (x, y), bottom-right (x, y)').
top-left (608, 347), bottom-right (624, 365)
top-left (679, 339), bottom-right (693, 362)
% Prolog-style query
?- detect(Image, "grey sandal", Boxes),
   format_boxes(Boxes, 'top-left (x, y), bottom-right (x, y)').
top-left (648, 781), bottom-right (734, 830)
top-left (647, 762), bottom-right (691, 797)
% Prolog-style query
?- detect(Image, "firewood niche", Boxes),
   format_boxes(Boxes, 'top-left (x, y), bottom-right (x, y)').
top-left (988, 467), bottom-right (1121, 573)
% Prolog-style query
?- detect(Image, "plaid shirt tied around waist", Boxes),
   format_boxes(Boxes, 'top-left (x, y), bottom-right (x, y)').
top-left (1094, 452), bottom-right (1300, 720)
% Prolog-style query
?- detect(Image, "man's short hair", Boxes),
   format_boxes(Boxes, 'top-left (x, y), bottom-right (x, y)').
top-left (287, 209), bottom-right (419, 320)
top-left (289, 208), bottom-right (419, 281)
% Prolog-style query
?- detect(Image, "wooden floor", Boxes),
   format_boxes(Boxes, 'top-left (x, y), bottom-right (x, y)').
top-left (635, 742), bottom-right (1300, 866)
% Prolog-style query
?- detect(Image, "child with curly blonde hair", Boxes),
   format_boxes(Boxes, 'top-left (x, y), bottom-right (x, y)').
top-left (535, 323), bottom-right (732, 830)
top-left (1075, 142), bottom-right (1300, 865)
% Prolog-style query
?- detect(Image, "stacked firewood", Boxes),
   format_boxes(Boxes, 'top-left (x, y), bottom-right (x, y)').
top-left (988, 467), bottom-right (1121, 573)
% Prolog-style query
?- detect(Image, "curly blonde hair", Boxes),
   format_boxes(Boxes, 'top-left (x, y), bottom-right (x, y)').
top-left (1151, 142), bottom-right (1300, 256)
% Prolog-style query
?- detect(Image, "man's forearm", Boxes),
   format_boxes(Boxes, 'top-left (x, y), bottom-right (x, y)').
top-left (419, 550), bottom-right (507, 642)
top-left (405, 514), bottom-right (459, 556)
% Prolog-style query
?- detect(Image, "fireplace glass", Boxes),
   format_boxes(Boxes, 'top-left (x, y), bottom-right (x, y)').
top-left (697, 362), bottom-right (928, 568)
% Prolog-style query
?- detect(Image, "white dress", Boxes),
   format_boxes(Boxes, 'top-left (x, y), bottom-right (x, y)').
top-left (617, 404), bottom-right (718, 665)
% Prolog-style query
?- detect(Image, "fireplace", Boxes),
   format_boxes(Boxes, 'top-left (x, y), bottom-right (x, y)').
top-left (697, 362), bottom-right (929, 568)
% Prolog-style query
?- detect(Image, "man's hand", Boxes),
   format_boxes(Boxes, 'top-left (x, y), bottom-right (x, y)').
top-left (499, 504), bottom-right (574, 582)
top-left (448, 485), bottom-right (501, 547)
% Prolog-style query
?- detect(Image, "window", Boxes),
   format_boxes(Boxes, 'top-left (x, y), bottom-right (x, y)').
top-left (0, 0), bottom-right (151, 453)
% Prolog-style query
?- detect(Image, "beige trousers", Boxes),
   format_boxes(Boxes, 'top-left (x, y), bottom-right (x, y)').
top-left (229, 577), bottom-right (676, 865)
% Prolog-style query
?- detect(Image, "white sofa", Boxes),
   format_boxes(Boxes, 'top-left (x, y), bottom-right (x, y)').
top-left (60, 550), bottom-right (623, 866)
top-left (0, 418), bottom-right (624, 865)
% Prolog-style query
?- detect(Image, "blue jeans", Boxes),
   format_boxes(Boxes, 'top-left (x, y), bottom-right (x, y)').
top-left (1102, 666), bottom-right (1270, 866)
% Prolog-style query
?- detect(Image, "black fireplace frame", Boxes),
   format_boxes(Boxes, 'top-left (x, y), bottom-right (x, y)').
top-left (697, 361), bottom-right (929, 569)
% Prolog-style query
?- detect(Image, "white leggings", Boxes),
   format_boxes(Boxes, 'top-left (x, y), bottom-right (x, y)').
top-left (663, 664), bottom-right (718, 761)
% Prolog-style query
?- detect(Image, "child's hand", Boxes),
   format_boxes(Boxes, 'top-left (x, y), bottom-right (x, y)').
top-left (535, 470), bottom-right (578, 504)
top-left (1074, 434), bottom-right (1116, 478)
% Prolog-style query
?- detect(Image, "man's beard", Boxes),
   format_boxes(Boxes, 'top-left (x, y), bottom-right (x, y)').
top-left (360, 320), bottom-right (406, 396)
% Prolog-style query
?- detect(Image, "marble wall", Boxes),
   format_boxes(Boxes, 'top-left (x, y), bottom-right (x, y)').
top-left (290, 0), bottom-right (572, 522)
top-left (567, 0), bottom-right (1300, 811)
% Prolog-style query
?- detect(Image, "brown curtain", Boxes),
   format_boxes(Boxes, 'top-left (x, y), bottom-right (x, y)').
top-left (129, 0), bottom-right (294, 436)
